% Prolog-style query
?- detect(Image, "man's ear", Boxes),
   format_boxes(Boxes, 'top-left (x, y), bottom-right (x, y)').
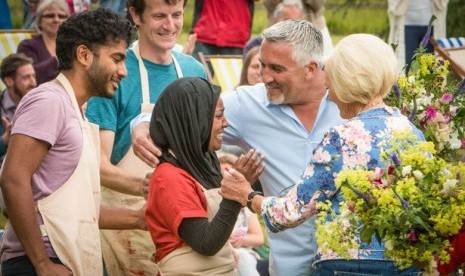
top-left (75, 45), bottom-right (93, 68)
top-left (129, 7), bottom-right (141, 27)
top-left (3, 77), bottom-right (14, 88)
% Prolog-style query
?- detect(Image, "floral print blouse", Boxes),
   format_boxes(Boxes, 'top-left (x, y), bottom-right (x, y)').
top-left (261, 107), bottom-right (425, 234)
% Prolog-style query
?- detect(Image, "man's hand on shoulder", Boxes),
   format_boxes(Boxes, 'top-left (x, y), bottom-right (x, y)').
top-left (131, 122), bottom-right (161, 168)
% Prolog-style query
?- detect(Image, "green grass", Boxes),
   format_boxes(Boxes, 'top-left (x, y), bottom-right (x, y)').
top-left (326, 7), bottom-right (388, 39)
top-left (179, 1), bottom-right (388, 45)
top-left (7, 0), bottom-right (24, 28)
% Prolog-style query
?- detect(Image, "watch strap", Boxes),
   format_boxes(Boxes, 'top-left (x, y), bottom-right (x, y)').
top-left (246, 191), bottom-right (263, 213)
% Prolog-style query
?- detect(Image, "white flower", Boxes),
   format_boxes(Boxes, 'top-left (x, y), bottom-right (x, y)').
top-left (449, 106), bottom-right (459, 116)
top-left (408, 75), bottom-right (416, 83)
top-left (442, 179), bottom-right (458, 194)
top-left (402, 165), bottom-right (412, 177)
top-left (413, 170), bottom-right (425, 180)
top-left (449, 133), bottom-right (462, 149)
top-left (442, 168), bottom-right (452, 176)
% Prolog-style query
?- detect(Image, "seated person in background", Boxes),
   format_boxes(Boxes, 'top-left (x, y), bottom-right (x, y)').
top-left (262, 0), bottom-right (333, 56)
top-left (0, 53), bottom-right (37, 166)
top-left (238, 46), bottom-right (262, 87)
top-left (243, 0), bottom-right (303, 57)
top-left (17, 0), bottom-right (69, 85)
top-left (218, 152), bottom-right (265, 276)
top-left (145, 77), bottom-right (264, 275)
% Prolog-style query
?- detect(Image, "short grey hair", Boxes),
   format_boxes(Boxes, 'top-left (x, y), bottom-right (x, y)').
top-left (262, 19), bottom-right (323, 67)
top-left (273, 0), bottom-right (303, 19)
top-left (35, 0), bottom-right (70, 30)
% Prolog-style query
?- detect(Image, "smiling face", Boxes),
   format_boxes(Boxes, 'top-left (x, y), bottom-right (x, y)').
top-left (12, 64), bottom-right (36, 98)
top-left (86, 40), bottom-right (128, 98)
top-left (259, 40), bottom-right (309, 105)
top-left (131, 0), bottom-right (184, 54)
top-left (208, 98), bottom-right (228, 152)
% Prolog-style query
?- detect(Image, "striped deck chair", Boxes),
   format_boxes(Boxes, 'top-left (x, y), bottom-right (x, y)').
top-left (0, 29), bottom-right (36, 90)
top-left (431, 37), bottom-right (465, 79)
top-left (198, 52), bottom-right (243, 93)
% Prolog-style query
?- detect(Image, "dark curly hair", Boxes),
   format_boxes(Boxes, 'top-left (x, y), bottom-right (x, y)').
top-left (56, 8), bottom-right (133, 71)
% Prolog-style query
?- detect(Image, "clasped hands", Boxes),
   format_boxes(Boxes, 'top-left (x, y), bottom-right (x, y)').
top-left (220, 149), bottom-right (265, 207)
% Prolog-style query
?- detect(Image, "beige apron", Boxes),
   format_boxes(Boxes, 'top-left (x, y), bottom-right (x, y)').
top-left (157, 187), bottom-right (238, 276)
top-left (36, 73), bottom-right (103, 276)
top-left (99, 40), bottom-right (183, 275)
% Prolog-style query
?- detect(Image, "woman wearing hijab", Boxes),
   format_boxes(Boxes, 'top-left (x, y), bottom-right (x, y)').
top-left (145, 77), bottom-right (264, 275)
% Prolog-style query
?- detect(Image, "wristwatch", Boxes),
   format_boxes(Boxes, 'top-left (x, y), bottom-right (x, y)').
top-left (246, 191), bottom-right (263, 213)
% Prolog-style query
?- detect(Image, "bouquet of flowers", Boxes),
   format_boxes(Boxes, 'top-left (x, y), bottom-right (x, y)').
top-left (385, 18), bottom-right (465, 162)
top-left (315, 131), bottom-right (465, 273)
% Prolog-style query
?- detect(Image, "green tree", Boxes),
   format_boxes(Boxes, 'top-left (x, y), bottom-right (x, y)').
top-left (446, 0), bottom-right (465, 37)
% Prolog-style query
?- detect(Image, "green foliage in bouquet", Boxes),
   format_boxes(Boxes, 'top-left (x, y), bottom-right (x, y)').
top-left (385, 18), bottom-right (465, 163)
top-left (315, 131), bottom-right (465, 271)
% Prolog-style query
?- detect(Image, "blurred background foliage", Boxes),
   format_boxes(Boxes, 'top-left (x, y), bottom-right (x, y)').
top-left (7, 0), bottom-right (465, 44)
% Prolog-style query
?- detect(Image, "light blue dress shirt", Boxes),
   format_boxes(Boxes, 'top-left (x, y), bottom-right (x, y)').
top-left (222, 84), bottom-right (343, 276)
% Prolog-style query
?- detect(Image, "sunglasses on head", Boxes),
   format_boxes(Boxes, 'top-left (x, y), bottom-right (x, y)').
top-left (42, 13), bottom-right (68, 19)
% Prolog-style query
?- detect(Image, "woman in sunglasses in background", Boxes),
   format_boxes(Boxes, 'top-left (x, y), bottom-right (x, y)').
top-left (17, 0), bottom-right (69, 85)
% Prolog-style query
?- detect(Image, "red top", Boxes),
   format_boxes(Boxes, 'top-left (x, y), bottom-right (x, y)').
top-left (192, 0), bottom-right (253, 48)
top-left (145, 163), bottom-right (208, 262)
top-left (437, 224), bottom-right (465, 275)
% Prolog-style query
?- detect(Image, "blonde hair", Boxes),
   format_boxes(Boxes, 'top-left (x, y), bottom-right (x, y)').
top-left (35, 0), bottom-right (70, 31)
top-left (325, 34), bottom-right (398, 105)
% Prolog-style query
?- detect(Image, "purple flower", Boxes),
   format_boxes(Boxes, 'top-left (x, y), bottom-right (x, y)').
top-left (341, 181), bottom-right (373, 206)
top-left (392, 84), bottom-right (401, 98)
top-left (421, 26), bottom-right (432, 49)
top-left (407, 230), bottom-right (418, 243)
top-left (390, 153), bottom-right (401, 167)
top-left (400, 198), bottom-right (411, 209)
top-left (420, 15), bottom-right (436, 49)
top-left (439, 93), bottom-right (454, 104)
top-left (392, 188), bottom-right (410, 210)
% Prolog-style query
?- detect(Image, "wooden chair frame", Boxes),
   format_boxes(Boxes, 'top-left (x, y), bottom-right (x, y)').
top-left (431, 38), bottom-right (465, 79)
top-left (197, 52), bottom-right (243, 92)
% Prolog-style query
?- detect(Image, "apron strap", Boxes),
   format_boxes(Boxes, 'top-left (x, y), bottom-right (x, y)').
top-left (130, 40), bottom-right (184, 105)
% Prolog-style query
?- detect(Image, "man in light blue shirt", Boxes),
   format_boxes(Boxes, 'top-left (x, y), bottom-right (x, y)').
top-left (221, 83), bottom-right (341, 276)
top-left (130, 19), bottom-right (343, 275)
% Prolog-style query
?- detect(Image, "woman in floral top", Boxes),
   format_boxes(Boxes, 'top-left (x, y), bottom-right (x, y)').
top-left (221, 34), bottom-right (425, 275)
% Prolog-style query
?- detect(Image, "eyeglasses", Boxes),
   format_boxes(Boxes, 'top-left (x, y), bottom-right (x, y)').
top-left (41, 13), bottom-right (68, 19)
